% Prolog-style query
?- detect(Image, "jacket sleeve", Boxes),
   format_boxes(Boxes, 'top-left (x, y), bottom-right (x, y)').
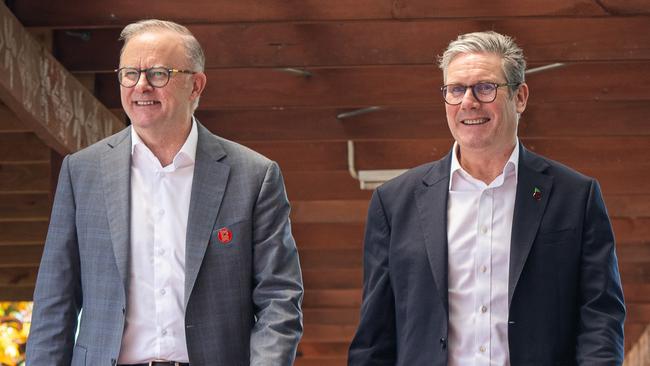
top-left (25, 155), bottom-right (82, 365)
top-left (576, 179), bottom-right (626, 365)
top-left (348, 189), bottom-right (397, 365)
top-left (249, 161), bottom-right (304, 366)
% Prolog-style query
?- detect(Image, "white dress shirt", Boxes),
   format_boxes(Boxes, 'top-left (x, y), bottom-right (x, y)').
top-left (118, 120), bottom-right (198, 363)
top-left (447, 141), bottom-right (519, 366)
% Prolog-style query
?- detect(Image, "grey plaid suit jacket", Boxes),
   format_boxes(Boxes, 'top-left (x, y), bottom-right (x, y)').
top-left (26, 122), bottom-right (304, 366)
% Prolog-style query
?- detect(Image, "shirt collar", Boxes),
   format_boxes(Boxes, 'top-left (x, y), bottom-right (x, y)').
top-left (131, 116), bottom-right (198, 169)
top-left (449, 139), bottom-right (519, 190)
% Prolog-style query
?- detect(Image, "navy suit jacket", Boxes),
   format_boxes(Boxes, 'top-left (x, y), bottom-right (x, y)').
top-left (348, 144), bottom-right (625, 366)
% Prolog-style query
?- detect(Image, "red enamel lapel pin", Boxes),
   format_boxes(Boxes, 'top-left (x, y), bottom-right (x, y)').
top-left (217, 227), bottom-right (233, 244)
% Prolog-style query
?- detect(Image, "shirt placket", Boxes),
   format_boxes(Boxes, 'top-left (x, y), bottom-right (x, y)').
top-left (475, 188), bottom-right (493, 364)
top-left (152, 168), bottom-right (169, 357)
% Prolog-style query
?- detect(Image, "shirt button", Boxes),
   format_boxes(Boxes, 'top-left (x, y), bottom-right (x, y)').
top-left (480, 226), bottom-right (488, 234)
top-left (481, 305), bottom-right (488, 313)
top-left (481, 265), bottom-right (487, 273)
top-left (160, 288), bottom-right (166, 295)
top-left (157, 248), bottom-right (165, 256)
top-left (479, 345), bottom-right (486, 353)
top-left (161, 329), bottom-right (167, 336)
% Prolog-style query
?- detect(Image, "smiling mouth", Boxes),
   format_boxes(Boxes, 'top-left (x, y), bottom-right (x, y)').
top-left (134, 101), bottom-right (160, 106)
top-left (461, 118), bottom-right (490, 125)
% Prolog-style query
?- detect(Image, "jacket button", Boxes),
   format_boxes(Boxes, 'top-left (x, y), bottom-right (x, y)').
top-left (440, 337), bottom-right (447, 350)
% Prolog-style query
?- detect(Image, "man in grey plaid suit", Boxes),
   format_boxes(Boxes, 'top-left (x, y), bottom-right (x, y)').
top-left (26, 19), bottom-right (303, 366)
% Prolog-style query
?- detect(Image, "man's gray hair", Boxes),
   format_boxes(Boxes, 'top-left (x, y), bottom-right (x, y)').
top-left (119, 19), bottom-right (205, 72)
top-left (438, 31), bottom-right (526, 92)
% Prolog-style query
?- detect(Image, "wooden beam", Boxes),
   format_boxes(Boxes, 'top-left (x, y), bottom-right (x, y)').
top-left (10, 0), bottom-right (621, 27)
top-left (303, 268), bottom-right (361, 289)
top-left (0, 132), bottom-right (50, 162)
top-left (293, 223), bottom-right (364, 249)
top-left (0, 2), bottom-right (123, 155)
top-left (0, 163), bottom-right (49, 191)
top-left (621, 263), bottom-right (650, 284)
top-left (0, 221), bottom-right (48, 243)
top-left (0, 194), bottom-right (50, 220)
top-left (192, 101), bottom-right (650, 143)
top-left (52, 18), bottom-right (650, 72)
top-left (601, 0), bottom-right (650, 15)
top-left (607, 195), bottom-right (650, 219)
top-left (0, 102), bottom-right (25, 131)
top-left (95, 62), bottom-right (650, 109)
top-left (238, 137), bottom-right (650, 172)
top-left (0, 243), bottom-right (43, 266)
top-left (291, 200), bottom-right (368, 224)
top-left (295, 357), bottom-right (347, 366)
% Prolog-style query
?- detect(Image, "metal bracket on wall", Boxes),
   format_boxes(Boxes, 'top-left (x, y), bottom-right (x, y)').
top-left (525, 62), bottom-right (565, 75)
top-left (276, 67), bottom-right (312, 78)
top-left (337, 106), bottom-right (382, 120)
top-left (347, 140), bottom-right (407, 190)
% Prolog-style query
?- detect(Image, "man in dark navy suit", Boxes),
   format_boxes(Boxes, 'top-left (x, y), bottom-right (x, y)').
top-left (348, 31), bottom-right (625, 366)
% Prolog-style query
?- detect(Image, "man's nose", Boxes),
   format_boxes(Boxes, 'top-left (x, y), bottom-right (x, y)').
top-left (460, 87), bottom-right (479, 109)
top-left (134, 71), bottom-right (153, 91)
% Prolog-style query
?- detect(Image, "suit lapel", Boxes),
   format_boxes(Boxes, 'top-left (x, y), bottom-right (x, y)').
top-left (184, 123), bottom-right (230, 307)
top-left (414, 153), bottom-right (452, 315)
top-left (101, 128), bottom-right (132, 291)
top-left (508, 145), bottom-right (552, 307)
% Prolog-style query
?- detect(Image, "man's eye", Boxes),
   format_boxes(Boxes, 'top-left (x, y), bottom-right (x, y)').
top-left (475, 83), bottom-right (495, 94)
top-left (450, 85), bottom-right (465, 95)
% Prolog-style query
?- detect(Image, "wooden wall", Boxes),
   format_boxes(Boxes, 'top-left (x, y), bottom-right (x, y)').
top-left (6, 1), bottom-right (650, 364)
top-left (0, 102), bottom-right (51, 300)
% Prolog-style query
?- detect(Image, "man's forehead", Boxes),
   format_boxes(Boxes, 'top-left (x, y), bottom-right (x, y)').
top-left (120, 30), bottom-right (186, 65)
top-left (444, 52), bottom-right (504, 80)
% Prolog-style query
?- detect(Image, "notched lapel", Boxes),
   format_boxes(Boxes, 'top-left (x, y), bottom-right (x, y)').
top-left (508, 147), bottom-right (553, 307)
top-left (414, 156), bottom-right (451, 315)
top-left (101, 129), bottom-right (132, 292)
top-left (184, 125), bottom-right (229, 307)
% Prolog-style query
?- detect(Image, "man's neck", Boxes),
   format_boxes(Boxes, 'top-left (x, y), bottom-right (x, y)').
top-left (134, 120), bottom-right (192, 167)
top-left (457, 143), bottom-right (516, 185)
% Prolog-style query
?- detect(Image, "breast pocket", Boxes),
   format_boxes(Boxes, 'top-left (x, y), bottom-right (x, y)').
top-left (536, 227), bottom-right (576, 245)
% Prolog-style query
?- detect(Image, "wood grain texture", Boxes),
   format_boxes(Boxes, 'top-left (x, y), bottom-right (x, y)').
top-left (0, 132), bottom-right (50, 162)
top-left (6, 0), bottom-right (650, 356)
top-left (0, 163), bottom-right (50, 192)
top-left (0, 221), bottom-right (48, 243)
top-left (53, 17), bottom-right (650, 71)
top-left (0, 104), bottom-right (25, 132)
top-left (95, 62), bottom-right (650, 109)
top-left (0, 2), bottom-right (123, 154)
top-left (194, 100), bottom-right (650, 143)
top-left (0, 194), bottom-right (50, 220)
top-left (12, 0), bottom-right (613, 27)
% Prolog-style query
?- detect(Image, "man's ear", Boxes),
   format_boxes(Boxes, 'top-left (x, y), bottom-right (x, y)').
top-left (190, 72), bottom-right (207, 101)
top-left (515, 82), bottom-right (529, 114)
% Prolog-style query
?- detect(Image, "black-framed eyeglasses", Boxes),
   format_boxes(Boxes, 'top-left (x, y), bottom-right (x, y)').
top-left (440, 82), bottom-right (520, 105)
top-left (115, 67), bottom-right (197, 88)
